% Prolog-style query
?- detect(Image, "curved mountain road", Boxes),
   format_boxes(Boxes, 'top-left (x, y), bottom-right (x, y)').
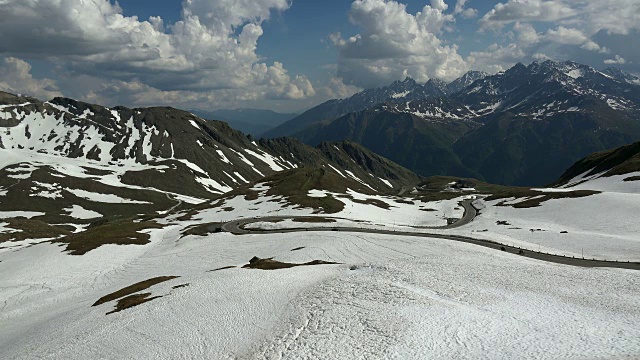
top-left (219, 200), bottom-right (640, 271)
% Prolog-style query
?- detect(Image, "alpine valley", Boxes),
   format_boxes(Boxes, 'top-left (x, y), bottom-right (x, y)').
top-left (1, 60), bottom-right (640, 360)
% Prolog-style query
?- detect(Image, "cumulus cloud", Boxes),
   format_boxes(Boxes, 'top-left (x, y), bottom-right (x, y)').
top-left (544, 26), bottom-right (608, 54)
top-left (0, 0), bottom-right (314, 108)
top-left (0, 57), bottom-right (62, 99)
top-left (481, 0), bottom-right (640, 36)
top-left (480, 1), bottom-right (576, 29)
top-left (604, 55), bottom-right (626, 65)
top-left (332, 0), bottom-right (467, 88)
top-left (453, 0), bottom-right (478, 19)
top-left (467, 43), bottom-right (527, 74)
top-left (467, 0), bottom-right (639, 73)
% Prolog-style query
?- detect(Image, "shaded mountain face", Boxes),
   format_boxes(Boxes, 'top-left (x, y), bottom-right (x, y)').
top-left (451, 60), bottom-right (640, 185)
top-left (263, 71), bottom-right (488, 140)
top-left (552, 140), bottom-right (640, 186)
top-left (0, 91), bottom-right (421, 228)
top-left (262, 77), bottom-right (453, 138)
top-left (295, 104), bottom-right (481, 179)
top-left (289, 60), bottom-right (640, 186)
top-left (190, 108), bottom-right (296, 136)
top-left (446, 70), bottom-right (489, 94)
top-left (602, 67), bottom-right (640, 86)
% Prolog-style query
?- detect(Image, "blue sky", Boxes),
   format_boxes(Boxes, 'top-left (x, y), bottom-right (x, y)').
top-left (0, 0), bottom-right (638, 112)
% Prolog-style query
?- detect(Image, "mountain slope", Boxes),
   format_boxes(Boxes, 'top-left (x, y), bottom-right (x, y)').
top-left (295, 107), bottom-right (480, 179)
top-left (263, 77), bottom-right (450, 138)
top-left (553, 140), bottom-right (640, 186)
top-left (451, 60), bottom-right (640, 185)
top-left (0, 91), bottom-right (421, 242)
top-left (446, 70), bottom-right (489, 94)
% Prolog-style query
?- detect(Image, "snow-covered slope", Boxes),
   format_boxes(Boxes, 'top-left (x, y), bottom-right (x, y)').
top-left (0, 91), bottom-right (421, 246)
top-left (1, 196), bottom-right (638, 359)
top-left (439, 144), bottom-right (640, 261)
top-left (1, 140), bottom-right (639, 358)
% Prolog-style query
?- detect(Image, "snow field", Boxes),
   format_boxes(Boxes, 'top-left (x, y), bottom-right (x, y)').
top-left (191, 186), bottom-right (467, 230)
top-left (2, 225), bottom-right (636, 359)
top-left (62, 205), bottom-right (102, 219)
top-left (442, 184), bottom-right (640, 261)
top-left (250, 234), bottom-right (640, 359)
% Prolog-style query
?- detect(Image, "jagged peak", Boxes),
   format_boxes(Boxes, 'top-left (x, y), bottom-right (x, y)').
top-left (509, 62), bottom-right (528, 72)
top-left (392, 76), bottom-right (418, 86)
top-left (425, 78), bottom-right (447, 86)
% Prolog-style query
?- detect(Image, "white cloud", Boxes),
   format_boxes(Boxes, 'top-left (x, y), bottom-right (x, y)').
top-left (481, 0), bottom-right (640, 36)
top-left (430, 0), bottom-right (448, 12)
top-left (332, 0), bottom-right (467, 88)
top-left (480, 1), bottom-right (576, 29)
top-left (0, 57), bottom-right (62, 99)
top-left (468, 0), bottom-right (640, 74)
top-left (453, 0), bottom-right (478, 19)
top-left (545, 26), bottom-right (608, 54)
top-left (467, 43), bottom-right (527, 74)
top-left (604, 55), bottom-right (626, 65)
top-left (321, 77), bottom-right (362, 99)
top-left (0, 0), bottom-right (314, 108)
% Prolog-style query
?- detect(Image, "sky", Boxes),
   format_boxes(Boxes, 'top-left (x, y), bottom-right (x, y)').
top-left (0, 0), bottom-right (639, 113)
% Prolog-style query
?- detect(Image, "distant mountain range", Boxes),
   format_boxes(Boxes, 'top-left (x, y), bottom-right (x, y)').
top-left (190, 108), bottom-right (297, 136)
top-left (265, 60), bottom-right (640, 186)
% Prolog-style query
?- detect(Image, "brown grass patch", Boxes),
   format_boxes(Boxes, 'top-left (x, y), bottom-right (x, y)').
top-left (486, 189), bottom-right (600, 208)
top-left (207, 265), bottom-right (237, 272)
top-left (346, 197), bottom-right (391, 209)
top-left (106, 293), bottom-right (162, 315)
top-left (0, 218), bottom-right (70, 243)
top-left (395, 199), bottom-right (415, 204)
top-left (242, 256), bottom-right (339, 270)
top-left (93, 276), bottom-right (179, 307)
top-left (417, 192), bottom-right (462, 202)
top-left (81, 167), bottom-right (113, 176)
top-left (55, 219), bottom-right (164, 255)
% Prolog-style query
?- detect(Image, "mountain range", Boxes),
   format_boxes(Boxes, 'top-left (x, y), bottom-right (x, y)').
top-left (266, 60), bottom-right (640, 186)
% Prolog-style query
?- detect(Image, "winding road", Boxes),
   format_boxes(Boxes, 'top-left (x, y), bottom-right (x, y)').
top-left (220, 199), bottom-right (640, 271)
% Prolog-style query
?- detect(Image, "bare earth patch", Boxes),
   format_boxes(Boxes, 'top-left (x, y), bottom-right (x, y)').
top-left (207, 266), bottom-right (237, 272)
top-left (487, 189), bottom-right (600, 208)
top-left (0, 218), bottom-right (70, 243)
top-left (242, 256), bottom-right (340, 270)
top-left (106, 293), bottom-right (162, 315)
top-left (93, 276), bottom-right (179, 308)
top-left (55, 220), bottom-right (164, 255)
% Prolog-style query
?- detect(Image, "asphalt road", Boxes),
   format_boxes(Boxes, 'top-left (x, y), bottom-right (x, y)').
top-left (219, 200), bottom-right (640, 271)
